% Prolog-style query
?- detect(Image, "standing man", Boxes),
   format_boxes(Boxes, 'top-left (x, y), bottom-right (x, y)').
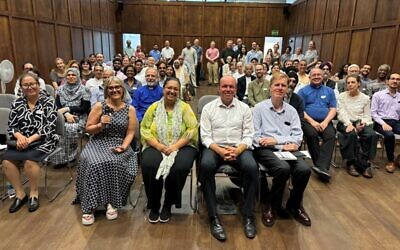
top-left (161, 40), bottom-right (175, 65)
top-left (246, 42), bottom-right (262, 64)
top-left (247, 64), bottom-right (270, 107)
top-left (205, 41), bottom-right (220, 86)
top-left (181, 41), bottom-right (198, 87)
top-left (123, 40), bottom-right (135, 58)
top-left (193, 39), bottom-right (203, 86)
top-left (200, 76), bottom-right (258, 240)
top-left (298, 68), bottom-right (337, 182)
top-left (220, 40), bottom-right (236, 67)
top-left (371, 73), bottom-right (400, 173)
top-left (149, 44), bottom-right (161, 64)
top-left (253, 72), bottom-right (311, 227)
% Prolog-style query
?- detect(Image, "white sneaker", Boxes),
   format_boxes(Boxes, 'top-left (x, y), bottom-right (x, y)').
top-left (82, 214), bottom-right (95, 226)
top-left (106, 204), bottom-right (118, 220)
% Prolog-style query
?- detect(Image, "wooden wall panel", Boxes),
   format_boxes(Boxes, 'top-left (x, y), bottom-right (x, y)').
top-left (320, 33), bottom-right (335, 62)
top-left (0, 17), bottom-right (13, 62)
top-left (91, 0), bottom-right (101, 28)
top-left (287, 4), bottom-right (298, 35)
top-left (367, 27), bottom-right (397, 72)
top-left (81, 0), bottom-right (92, 26)
top-left (266, 7), bottom-right (285, 36)
top-left (203, 6), bottom-right (223, 36)
top-left (296, 3), bottom-right (306, 34)
top-left (56, 25), bottom-right (72, 60)
top-left (101, 32), bottom-right (110, 61)
top-left (353, 0), bottom-right (375, 26)
top-left (121, 5), bottom-right (140, 32)
top-left (183, 6), bottom-right (202, 35)
top-left (72, 28), bottom-right (84, 60)
top-left (54, 0), bottom-right (69, 23)
top-left (337, 0), bottom-right (355, 28)
top-left (83, 30), bottom-right (94, 57)
top-left (313, 0), bottom-right (326, 31)
top-left (100, 0), bottom-right (109, 29)
top-left (224, 7), bottom-right (244, 36)
top-left (11, 0), bottom-right (33, 16)
top-left (304, 0), bottom-right (315, 32)
top-left (141, 35), bottom-right (162, 54)
top-left (244, 7), bottom-right (265, 37)
top-left (375, 0), bottom-right (400, 23)
top-left (348, 30), bottom-right (370, 65)
top-left (312, 34), bottom-right (322, 54)
top-left (93, 31), bottom-right (102, 54)
top-left (35, 0), bottom-right (53, 20)
top-left (11, 19), bottom-right (38, 70)
top-left (332, 32), bottom-right (351, 71)
top-left (323, 0), bottom-right (339, 29)
top-left (69, 0), bottom-right (82, 25)
top-left (0, 0), bottom-right (7, 11)
top-left (108, 1), bottom-right (115, 30)
top-left (109, 33), bottom-right (115, 59)
top-left (141, 5), bottom-right (161, 34)
top-left (161, 5), bottom-right (182, 34)
top-left (37, 22), bottom-right (57, 79)
top-left (392, 31), bottom-right (400, 73)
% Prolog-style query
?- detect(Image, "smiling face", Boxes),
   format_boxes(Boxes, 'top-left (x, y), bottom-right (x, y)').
top-left (20, 75), bottom-right (40, 98)
top-left (163, 79), bottom-right (180, 103)
top-left (270, 75), bottom-right (289, 99)
top-left (309, 68), bottom-right (323, 86)
top-left (145, 68), bottom-right (157, 86)
top-left (66, 71), bottom-right (78, 84)
top-left (56, 58), bottom-right (65, 71)
top-left (125, 65), bottom-right (135, 78)
top-left (105, 77), bottom-right (124, 100)
top-left (218, 76), bottom-right (237, 105)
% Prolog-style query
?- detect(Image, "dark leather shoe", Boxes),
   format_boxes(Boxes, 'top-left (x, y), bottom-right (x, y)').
top-left (262, 207), bottom-right (275, 227)
top-left (9, 195), bottom-right (28, 213)
top-left (347, 165), bottom-right (360, 177)
top-left (287, 206), bottom-right (311, 226)
top-left (362, 167), bottom-right (373, 178)
top-left (209, 217), bottom-right (226, 241)
top-left (28, 197), bottom-right (40, 212)
top-left (243, 217), bottom-right (256, 239)
top-left (312, 166), bottom-right (331, 182)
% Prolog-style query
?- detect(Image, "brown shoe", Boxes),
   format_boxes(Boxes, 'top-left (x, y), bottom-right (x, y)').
top-left (262, 207), bottom-right (275, 227)
top-left (362, 167), bottom-right (373, 178)
top-left (385, 162), bottom-right (396, 173)
top-left (347, 164), bottom-right (360, 177)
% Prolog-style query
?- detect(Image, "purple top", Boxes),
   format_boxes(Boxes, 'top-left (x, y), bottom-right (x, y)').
top-left (371, 89), bottom-right (400, 125)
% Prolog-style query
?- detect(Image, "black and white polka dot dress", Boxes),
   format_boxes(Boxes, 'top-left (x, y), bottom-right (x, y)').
top-left (76, 102), bottom-right (138, 214)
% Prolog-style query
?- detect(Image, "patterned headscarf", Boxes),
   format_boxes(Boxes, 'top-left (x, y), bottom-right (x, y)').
top-left (58, 68), bottom-right (90, 107)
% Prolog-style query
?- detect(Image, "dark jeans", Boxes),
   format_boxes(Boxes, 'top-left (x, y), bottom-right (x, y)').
top-left (374, 119), bottom-right (400, 162)
top-left (195, 63), bottom-right (201, 85)
top-left (141, 146), bottom-right (197, 211)
top-left (337, 122), bottom-right (377, 163)
top-left (302, 121), bottom-right (336, 171)
top-left (199, 149), bottom-right (258, 218)
top-left (254, 148), bottom-right (311, 210)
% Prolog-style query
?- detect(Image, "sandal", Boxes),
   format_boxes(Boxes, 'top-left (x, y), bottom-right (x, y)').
top-left (106, 204), bottom-right (118, 220)
top-left (82, 214), bottom-right (95, 226)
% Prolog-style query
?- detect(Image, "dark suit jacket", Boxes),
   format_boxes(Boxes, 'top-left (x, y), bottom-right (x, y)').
top-left (237, 75), bottom-right (256, 101)
top-left (324, 79), bottom-right (336, 90)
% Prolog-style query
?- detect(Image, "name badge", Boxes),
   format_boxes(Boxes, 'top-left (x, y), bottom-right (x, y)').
top-left (321, 95), bottom-right (326, 99)
top-left (36, 110), bottom-right (43, 115)
top-left (263, 88), bottom-right (268, 91)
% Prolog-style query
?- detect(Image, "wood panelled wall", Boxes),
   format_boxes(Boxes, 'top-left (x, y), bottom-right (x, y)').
top-left (287, 0), bottom-right (400, 78)
top-left (116, 1), bottom-right (287, 57)
top-left (0, 0), bottom-right (116, 92)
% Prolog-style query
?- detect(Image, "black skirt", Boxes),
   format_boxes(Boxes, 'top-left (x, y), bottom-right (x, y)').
top-left (2, 148), bottom-right (47, 162)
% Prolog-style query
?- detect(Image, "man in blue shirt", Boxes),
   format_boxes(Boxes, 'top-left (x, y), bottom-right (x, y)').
top-left (132, 68), bottom-right (163, 122)
top-left (298, 68), bottom-right (337, 182)
top-left (149, 44), bottom-right (161, 64)
top-left (253, 72), bottom-right (311, 227)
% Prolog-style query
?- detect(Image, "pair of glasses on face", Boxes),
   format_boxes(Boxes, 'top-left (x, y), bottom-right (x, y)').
top-left (21, 82), bottom-right (38, 89)
top-left (108, 86), bottom-right (122, 91)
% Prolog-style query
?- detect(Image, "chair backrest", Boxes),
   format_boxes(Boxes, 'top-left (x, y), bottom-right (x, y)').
top-left (0, 94), bottom-right (17, 109)
top-left (0, 107), bottom-right (10, 135)
top-left (197, 95), bottom-right (218, 114)
top-left (45, 84), bottom-right (55, 99)
top-left (55, 111), bottom-right (65, 136)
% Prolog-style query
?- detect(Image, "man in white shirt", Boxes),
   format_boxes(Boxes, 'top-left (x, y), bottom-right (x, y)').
top-left (85, 63), bottom-right (104, 91)
top-left (200, 76), bottom-right (258, 241)
top-left (161, 40), bottom-right (175, 65)
top-left (232, 61), bottom-right (244, 81)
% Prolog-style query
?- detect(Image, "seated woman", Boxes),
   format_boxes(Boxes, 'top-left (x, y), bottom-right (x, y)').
top-left (337, 74), bottom-right (377, 178)
top-left (49, 57), bottom-right (66, 90)
top-left (141, 77), bottom-right (198, 224)
top-left (76, 76), bottom-right (138, 226)
top-left (2, 72), bottom-right (58, 213)
top-left (50, 68), bottom-right (90, 168)
top-left (123, 64), bottom-right (141, 100)
top-left (79, 58), bottom-right (94, 85)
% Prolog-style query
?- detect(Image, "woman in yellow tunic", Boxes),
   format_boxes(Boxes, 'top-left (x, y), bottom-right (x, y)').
top-left (140, 77), bottom-right (198, 224)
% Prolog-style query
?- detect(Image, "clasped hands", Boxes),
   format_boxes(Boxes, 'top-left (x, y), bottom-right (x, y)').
top-left (259, 137), bottom-right (298, 152)
top-left (158, 144), bottom-right (178, 156)
top-left (346, 122), bottom-right (365, 133)
top-left (16, 135), bottom-right (32, 150)
top-left (218, 146), bottom-right (240, 161)
top-left (310, 120), bottom-right (329, 132)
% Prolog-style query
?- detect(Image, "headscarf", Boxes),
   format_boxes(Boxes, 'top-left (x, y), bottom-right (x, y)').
top-left (57, 67), bottom-right (90, 106)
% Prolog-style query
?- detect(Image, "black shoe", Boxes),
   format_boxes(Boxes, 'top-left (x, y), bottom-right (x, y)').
top-left (28, 197), bottom-right (40, 212)
top-left (287, 206), bottom-right (312, 226)
top-left (148, 209), bottom-right (159, 224)
top-left (209, 216), bottom-right (226, 241)
top-left (9, 195), bottom-right (28, 213)
top-left (243, 217), bottom-right (256, 239)
top-left (159, 206), bottom-right (171, 223)
top-left (312, 166), bottom-right (331, 182)
top-left (276, 207), bottom-right (291, 219)
top-left (262, 206), bottom-right (275, 227)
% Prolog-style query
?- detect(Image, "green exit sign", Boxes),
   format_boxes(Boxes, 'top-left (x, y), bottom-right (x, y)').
top-left (271, 30), bottom-right (279, 36)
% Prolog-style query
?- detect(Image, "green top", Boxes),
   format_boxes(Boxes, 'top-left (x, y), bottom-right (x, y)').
top-left (248, 79), bottom-right (270, 107)
top-left (140, 100), bottom-right (198, 150)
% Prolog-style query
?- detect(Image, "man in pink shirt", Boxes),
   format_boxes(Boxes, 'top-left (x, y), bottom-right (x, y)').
top-left (205, 41), bottom-right (220, 86)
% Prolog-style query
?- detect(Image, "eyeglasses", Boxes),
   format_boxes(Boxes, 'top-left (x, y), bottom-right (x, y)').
top-left (108, 86), bottom-right (122, 91)
top-left (21, 82), bottom-right (38, 89)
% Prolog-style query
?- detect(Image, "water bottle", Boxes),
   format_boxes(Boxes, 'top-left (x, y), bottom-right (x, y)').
top-left (6, 182), bottom-right (16, 199)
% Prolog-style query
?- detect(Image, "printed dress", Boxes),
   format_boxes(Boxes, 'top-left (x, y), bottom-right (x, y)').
top-left (76, 102), bottom-right (138, 213)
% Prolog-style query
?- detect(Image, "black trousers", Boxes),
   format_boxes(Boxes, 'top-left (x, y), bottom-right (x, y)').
top-left (374, 119), bottom-right (400, 162)
top-left (141, 146), bottom-right (197, 211)
top-left (254, 148), bottom-right (311, 210)
top-left (302, 121), bottom-right (336, 171)
top-left (337, 122), bottom-right (377, 163)
top-left (195, 63), bottom-right (201, 85)
top-left (199, 149), bottom-right (258, 218)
